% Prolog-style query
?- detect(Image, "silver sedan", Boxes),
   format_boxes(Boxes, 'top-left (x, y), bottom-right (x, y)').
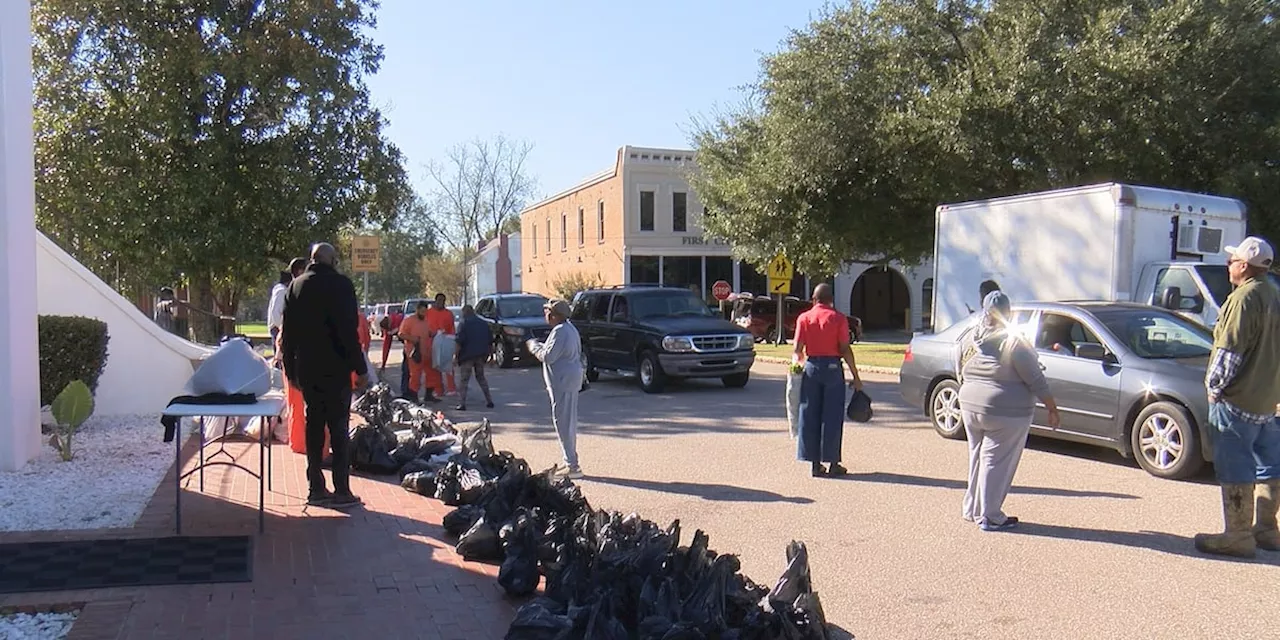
top-left (899, 301), bottom-right (1216, 480)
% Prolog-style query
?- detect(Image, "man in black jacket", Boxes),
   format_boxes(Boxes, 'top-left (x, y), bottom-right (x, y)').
top-left (281, 242), bottom-right (369, 508)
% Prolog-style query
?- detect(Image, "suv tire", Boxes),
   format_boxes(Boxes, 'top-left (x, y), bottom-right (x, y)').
top-left (582, 350), bottom-right (599, 382)
top-left (494, 339), bottom-right (514, 369)
top-left (722, 372), bottom-right (750, 388)
top-left (637, 351), bottom-right (667, 394)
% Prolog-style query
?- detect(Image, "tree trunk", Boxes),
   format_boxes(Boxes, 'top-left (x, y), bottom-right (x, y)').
top-left (190, 271), bottom-right (221, 345)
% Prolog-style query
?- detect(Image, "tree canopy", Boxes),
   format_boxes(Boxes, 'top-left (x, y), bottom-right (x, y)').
top-left (32, 0), bottom-right (413, 336)
top-left (690, 0), bottom-right (1280, 278)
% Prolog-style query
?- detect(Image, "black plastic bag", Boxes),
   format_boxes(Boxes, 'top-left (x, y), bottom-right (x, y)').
top-left (417, 433), bottom-right (460, 457)
top-left (434, 462), bottom-right (490, 506)
top-left (846, 389), bottom-right (872, 423)
top-left (766, 541), bottom-right (829, 640)
top-left (399, 457), bottom-right (434, 479)
top-left (582, 599), bottom-right (628, 640)
top-left (498, 510), bottom-right (541, 597)
top-left (443, 504), bottom-right (485, 537)
top-left (459, 417), bottom-right (495, 459)
top-left (401, 470), bottom-right (436, 496)
top-left (350, 423), bottom-right (400, 474)
top-left (390, 430), bottom-right (422, 465)
top-left (456, 516), bottom-right (503, 562)
top-left (505, 599), bottom-right (574, 640)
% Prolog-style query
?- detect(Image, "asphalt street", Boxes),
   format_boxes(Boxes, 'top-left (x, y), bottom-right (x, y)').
top-left (376, 342), bottom-right (1279, 639)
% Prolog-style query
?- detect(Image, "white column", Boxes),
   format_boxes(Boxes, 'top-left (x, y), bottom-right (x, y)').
top-left (0, 0), bottom-right (41, 471)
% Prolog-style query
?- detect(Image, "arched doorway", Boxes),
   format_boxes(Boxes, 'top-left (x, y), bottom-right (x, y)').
top-left (850, 266), bottom-right (911, 331)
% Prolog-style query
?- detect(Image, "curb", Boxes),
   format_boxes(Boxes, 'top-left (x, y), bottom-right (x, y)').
top-left (753, 355), bottom-right (901, 377)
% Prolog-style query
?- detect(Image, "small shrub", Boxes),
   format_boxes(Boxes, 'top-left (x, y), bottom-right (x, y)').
top-left (38, 316), bottom-right (110, 406)
top-left (550, 271), bottom-right (603, 302)
top-left (48, 378), bottom-right (94, 460)
top-left (49, 380), bottom-right (95, 461)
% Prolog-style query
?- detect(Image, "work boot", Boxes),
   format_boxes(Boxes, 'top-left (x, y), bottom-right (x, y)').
top-left (1194, 483), bottom-right (1257, 558)
top-left (1254, 480), bottom-right (1280, 551)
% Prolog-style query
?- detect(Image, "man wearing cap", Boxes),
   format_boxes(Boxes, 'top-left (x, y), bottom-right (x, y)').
top-left (1196, 236), bottom-right (1280, 558)
top-left (527, 299), bottom-right (585, 479)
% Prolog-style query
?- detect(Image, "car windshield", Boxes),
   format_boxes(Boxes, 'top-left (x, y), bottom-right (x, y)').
top-left (1197, 265), bottom-right (1280, 307)
top-left (497, 297), bottom-right (547, 318)
top-left (1093, 308), bottom-right (1214, 359)
top-left (632, 291), bottom-right (715, 319)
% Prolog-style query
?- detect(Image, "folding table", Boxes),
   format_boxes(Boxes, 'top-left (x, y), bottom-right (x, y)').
top-left (161, 394), bottom-right (285, 534)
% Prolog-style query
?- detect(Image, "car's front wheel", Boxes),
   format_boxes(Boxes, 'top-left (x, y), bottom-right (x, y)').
top-left (722, 372), bottom-right (750, 388)
top-left (928, 379), bottom-right (965, 440)
top-left (637, 351), bottom-right (667, 394)
top-left (1132, 401), bottom-right (1203, 480)
top-left (493, 339), bottom-right (514, 369)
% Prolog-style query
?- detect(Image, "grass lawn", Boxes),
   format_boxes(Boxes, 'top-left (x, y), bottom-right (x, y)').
top-left (754, 341), bottom-right (907, 369)
top-left (236, 322), bottom-right (270, 338)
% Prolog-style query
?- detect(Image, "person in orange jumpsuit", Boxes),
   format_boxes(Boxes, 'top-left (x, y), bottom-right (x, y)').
top-left (379, 307), bottom-right (402, 371)
top-left (399, 300), bottom-right (440, 403)
top-left (352, 307), bottom-right (371, 389)
top-left (426, 293), bottom-right (457, 397)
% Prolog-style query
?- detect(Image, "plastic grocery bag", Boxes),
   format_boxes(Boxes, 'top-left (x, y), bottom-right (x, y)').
top-left (785, 367), bottom-right (803, 439)
top-left (187, 339), bottom-right (272, 397)
top-left (432, 332), bottom-right (456, 371)
top-left (846, 389), bottom-right (873, 423)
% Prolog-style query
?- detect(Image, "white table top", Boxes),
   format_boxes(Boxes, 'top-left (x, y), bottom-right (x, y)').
top-left (161, 394), bottom-right (285, 418)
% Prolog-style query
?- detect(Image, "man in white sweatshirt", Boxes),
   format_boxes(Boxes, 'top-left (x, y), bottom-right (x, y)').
top-left (268, 258), bottom-right (308, 342)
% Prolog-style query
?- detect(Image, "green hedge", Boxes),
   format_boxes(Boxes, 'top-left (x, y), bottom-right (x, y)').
top-left (38, 315), bottom-right (110, 407)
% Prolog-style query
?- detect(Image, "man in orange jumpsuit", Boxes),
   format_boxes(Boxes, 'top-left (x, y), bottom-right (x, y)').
top-left (426, 293), bottom-right (457, 397)
top-left (399, 300), bottom-right (440, 403)
top-left (379, 306), bottom-right (403, 371)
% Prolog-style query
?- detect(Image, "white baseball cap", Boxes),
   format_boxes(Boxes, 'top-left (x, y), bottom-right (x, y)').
top-left (1225, 236), bottom-right (1274, 268)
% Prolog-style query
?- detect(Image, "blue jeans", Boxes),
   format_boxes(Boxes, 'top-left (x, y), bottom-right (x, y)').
top-left (1210, 402), bottom-right (1280, 484)
top-left (798, 357), bottom-right (846, 463)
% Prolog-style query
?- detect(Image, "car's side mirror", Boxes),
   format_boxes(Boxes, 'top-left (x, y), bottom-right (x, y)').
top-left (1180, 296), bottom-right (1205, 313)
top-left (1074, 342), bottom-right (1110, 362)
top-left (1160, 286), bottom-right (1182, 311)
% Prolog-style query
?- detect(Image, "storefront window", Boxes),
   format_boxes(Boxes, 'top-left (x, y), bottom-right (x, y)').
top-left (630, 256), bottom-right (660, 285)
top-left (740, 262), bottom-right (767, 295)
top-left (663, 256), bottom-right (702, 299)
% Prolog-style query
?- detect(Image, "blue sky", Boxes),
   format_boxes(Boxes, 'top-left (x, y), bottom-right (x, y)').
top-left (365, 0), bottom-right (833, 202)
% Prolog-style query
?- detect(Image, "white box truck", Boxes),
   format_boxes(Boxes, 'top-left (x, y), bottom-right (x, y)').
top-left (930, 182), bottom-right (1278, 331)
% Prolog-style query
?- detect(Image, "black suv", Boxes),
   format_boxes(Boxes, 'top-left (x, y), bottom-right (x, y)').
top-left (474, 293), bottom-right (551, 368)
top-left (571, 286), bottom-right (755, 393)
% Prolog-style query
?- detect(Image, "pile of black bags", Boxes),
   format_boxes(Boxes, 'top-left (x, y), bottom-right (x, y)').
top-left (352, 383), bottom-right (832, 639)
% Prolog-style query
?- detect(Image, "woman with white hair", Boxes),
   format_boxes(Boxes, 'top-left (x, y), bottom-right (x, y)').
top-left (958, 291), bottom-right (1061, 531)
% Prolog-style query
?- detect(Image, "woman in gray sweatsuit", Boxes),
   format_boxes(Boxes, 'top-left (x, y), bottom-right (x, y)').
top-left (958, 291), bottom-right (1061, 531)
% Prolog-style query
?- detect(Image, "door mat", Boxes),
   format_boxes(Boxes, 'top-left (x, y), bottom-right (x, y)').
top-left (0, 536), bottom-right (252, 594)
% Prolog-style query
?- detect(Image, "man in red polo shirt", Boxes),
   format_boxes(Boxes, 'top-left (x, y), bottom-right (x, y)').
top-left (792, 283), bottom-right (863, 477)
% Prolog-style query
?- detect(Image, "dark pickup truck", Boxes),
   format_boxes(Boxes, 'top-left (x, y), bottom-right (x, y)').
top-left (570, 286), bottom-right (756, 393)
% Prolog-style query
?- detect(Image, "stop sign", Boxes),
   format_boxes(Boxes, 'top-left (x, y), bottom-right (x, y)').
top-left (712, 280), bottom-right (732, 301)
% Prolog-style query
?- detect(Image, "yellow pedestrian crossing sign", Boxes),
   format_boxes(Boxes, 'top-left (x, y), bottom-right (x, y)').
top-left (769, 253), bottom-right (793, 280)
top-left (769, 277), bottom-right (791, 295)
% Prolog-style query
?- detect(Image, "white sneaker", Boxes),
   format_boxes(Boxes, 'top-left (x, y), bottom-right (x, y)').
top-left (555, 466), bottom-right (584, 480)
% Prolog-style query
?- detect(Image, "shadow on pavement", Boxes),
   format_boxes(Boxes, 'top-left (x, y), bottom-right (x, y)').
top-left (834, 471), bottom-right (1141, 500)
top-left (586, 476), bottom-right (815, 505)
top-left (1006, 522), bottom-right (1280, 566)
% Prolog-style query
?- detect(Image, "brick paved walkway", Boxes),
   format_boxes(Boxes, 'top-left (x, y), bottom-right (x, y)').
top-left (0, 431), bottom-right (517, 640)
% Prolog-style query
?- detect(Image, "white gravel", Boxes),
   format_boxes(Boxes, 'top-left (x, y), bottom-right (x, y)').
top-left (0, 611), bottom-right (78, 639)
top-left (0, 414), bottom-right (191, 532)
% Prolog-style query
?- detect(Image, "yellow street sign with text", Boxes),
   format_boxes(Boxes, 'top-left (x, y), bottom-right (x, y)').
top-left (768, 253), bottom-right (793, 280)
top-left (351, 236), bottom-right (381, 273)
top-left (769, 277), bottom-right (791, 295)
